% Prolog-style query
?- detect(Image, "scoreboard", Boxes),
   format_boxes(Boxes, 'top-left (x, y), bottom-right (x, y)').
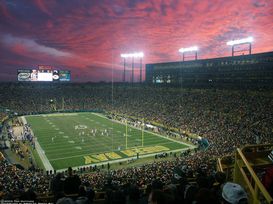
top-left (17, 69), bottom-right (71, 82)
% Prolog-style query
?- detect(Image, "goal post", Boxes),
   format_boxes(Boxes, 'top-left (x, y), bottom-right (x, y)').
top-left (124, 118), bottom-right (145, 149)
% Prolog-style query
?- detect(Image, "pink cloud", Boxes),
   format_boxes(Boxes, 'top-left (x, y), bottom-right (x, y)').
top-left (0, 0), bottom-right (273, 82)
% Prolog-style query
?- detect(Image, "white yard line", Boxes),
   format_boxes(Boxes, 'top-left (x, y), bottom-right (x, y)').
top-left (56, 146), bottom-right (193, 172)
top-left (25, 112), bottom-right (195, 171)
top-left (22, 116), bottom-right (54, 172)
top-left (35, 139), bottom-right (54, 171)
top-left (49, 140), bottom-right (177, 161)
top-left (92, 113), bottom-right (196, 149)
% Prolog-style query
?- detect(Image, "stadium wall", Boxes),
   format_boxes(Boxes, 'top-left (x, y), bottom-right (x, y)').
top-left (145, 51), bottom-right (273, 89)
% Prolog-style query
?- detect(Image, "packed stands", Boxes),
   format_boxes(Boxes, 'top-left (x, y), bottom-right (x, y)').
top-left (0, 83), bottom-right (272, 203)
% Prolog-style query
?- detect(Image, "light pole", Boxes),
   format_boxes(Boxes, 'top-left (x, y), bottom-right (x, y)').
top-left (132, 57), bottom-right (134, 83)
top-left (123, 58), bottom-right (126, 82)
top-left (227, 37), bottom-right (253, 56)
top-left (121, 52), bottom-right (144, 83)
top-left (177, 46), bottom-right (199, 85)
top-left (140, 57), bottom-right (142, 83)
top-left (178, 46), bottom-right (199, 61)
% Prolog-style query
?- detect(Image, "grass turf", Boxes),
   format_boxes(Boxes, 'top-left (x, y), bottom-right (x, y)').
top-left (25, 112), bottom-right (190, 170)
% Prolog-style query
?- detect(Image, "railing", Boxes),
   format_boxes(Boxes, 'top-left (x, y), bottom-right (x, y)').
top-left (217, 157), bottom-right (223, 172)
top-left (0, 151), bottom-right (5, 161)
top-left (233, 144), bottom-right (273, 204)
top-left (217, 154), bottom-right (234, 181)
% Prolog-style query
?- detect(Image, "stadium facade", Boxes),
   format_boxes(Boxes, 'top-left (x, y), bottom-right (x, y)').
top-left (145, 51), bottom-right (273, 88)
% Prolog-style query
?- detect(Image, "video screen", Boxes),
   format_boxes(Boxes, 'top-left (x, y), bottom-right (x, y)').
top-left (17, 69), bottom-right (31, 81)
top-left (59, 70), bottom-right (71, 81)
top-left (37, 69), bottom-right (53, 81)
top-left (18, 69), bottom-right (71, 82)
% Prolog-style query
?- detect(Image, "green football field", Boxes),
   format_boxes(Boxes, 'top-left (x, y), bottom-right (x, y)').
top-left (25, 112), bottom-right (192, 170)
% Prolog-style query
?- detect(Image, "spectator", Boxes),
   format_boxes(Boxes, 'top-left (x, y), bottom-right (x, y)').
top-left (148, 190), bottom-right (166, 204)
top-left (221, 182), bottom-right (248, 204)
top-left (64, 167), bottom-right (81, 195)
top-left (51, 172), bottom-right (65, 202)
top-left (0, 83), bottom-right (272, 202)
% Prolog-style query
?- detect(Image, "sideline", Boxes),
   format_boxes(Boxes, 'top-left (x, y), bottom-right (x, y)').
top-left (21, 116), bottom-right (54, 172)
top-left (24, 112), bottom-right (196, 172)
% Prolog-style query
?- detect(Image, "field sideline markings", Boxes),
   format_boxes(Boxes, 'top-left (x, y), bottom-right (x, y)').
top-left (92, 113), bottom-right (196, 148)
top-left (57, 144), bottom-right (194, 172)
top-left (44, 139), bottom-right (170, 155)
top-left (42, 114), bottom-right (115, 155)
top-left (27, 113), bottom-right (195, 169)
top-left (43, 131), bottom-right (170, 151)
top-left (48, 140), bottom-right (182, 161)
top-left (45, 139), bottom-right (176, 156)
top-left (22, 116), bottom-right (54, 172)
top-left (43, 128), bottom-right (186, 152)
top-left (27, 130), bottom-right (174, 150)
top-left (41, 138), bottom-right (174, 153)
top-left (46, 134), bottom-right (123, 155)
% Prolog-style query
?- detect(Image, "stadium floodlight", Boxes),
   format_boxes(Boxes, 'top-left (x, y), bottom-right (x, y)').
top-left (120, 52), bottom-right (144, 83)
top-left (178, 46), bottom-right (198, 61)
top-left (227, 37), bottom-right (253, 56)
top-left (121, 52), bottom-right (144, 58)
top-left (178, 46), bottom-right (198, 53)
top-left (226, 37), bottom-right (253, 46)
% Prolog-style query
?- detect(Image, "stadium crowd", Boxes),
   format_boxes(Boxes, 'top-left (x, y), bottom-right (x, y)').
top-left (0, 83), bottom-right (273, 203)
top-left (0, 156), bottom-right (249, 203)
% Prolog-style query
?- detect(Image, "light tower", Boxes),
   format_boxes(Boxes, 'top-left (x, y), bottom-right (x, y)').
top-left (178, 46), bottom-right (199, 61)
top-left (120, 52), bottom-right (144, 83)
top-left (227, 37), bottom-right (253, 56)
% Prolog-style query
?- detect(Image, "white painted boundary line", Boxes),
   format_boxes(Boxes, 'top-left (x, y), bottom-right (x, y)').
top-left (49, 141), bottom-right (178, 161)
top-left (54, 113), bottom-right (197, 172)
top-left (26, 112), bottom-right (196, 171)
top-left (35, 139), bottom-right (54, 171)
top-left (56, 112), bottom-right (196, 172)
top-left (28, 113), bottom-right (79, 117)
top-left (57, 146), bottom-right (193, 172)
top-left (92, 113), bottom-right (196, 149)
top-left (22, 116), bottom-right (54, 172)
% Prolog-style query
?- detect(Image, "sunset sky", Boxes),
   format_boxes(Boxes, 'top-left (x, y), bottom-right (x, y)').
top-left (0, 0), bottom-right (273, 82)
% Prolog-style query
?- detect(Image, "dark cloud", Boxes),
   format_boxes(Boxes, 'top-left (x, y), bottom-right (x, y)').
top-left (0, 0), bottom-right (273, 82)
top-left (251, 0), bottom-right (266, 8)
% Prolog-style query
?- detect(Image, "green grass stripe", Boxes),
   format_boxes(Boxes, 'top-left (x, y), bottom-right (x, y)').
top-left (25, 112), bottom-right (191, 170)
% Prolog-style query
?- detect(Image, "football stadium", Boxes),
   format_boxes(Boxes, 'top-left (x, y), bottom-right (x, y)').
top-left (1, 50), bottom-right (273, 203)
top-left (1, 1), bottom-right (273, 204)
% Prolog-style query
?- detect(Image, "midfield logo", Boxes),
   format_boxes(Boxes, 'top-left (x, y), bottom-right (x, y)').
top-left (75, 125), bottom-right (87, 130)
